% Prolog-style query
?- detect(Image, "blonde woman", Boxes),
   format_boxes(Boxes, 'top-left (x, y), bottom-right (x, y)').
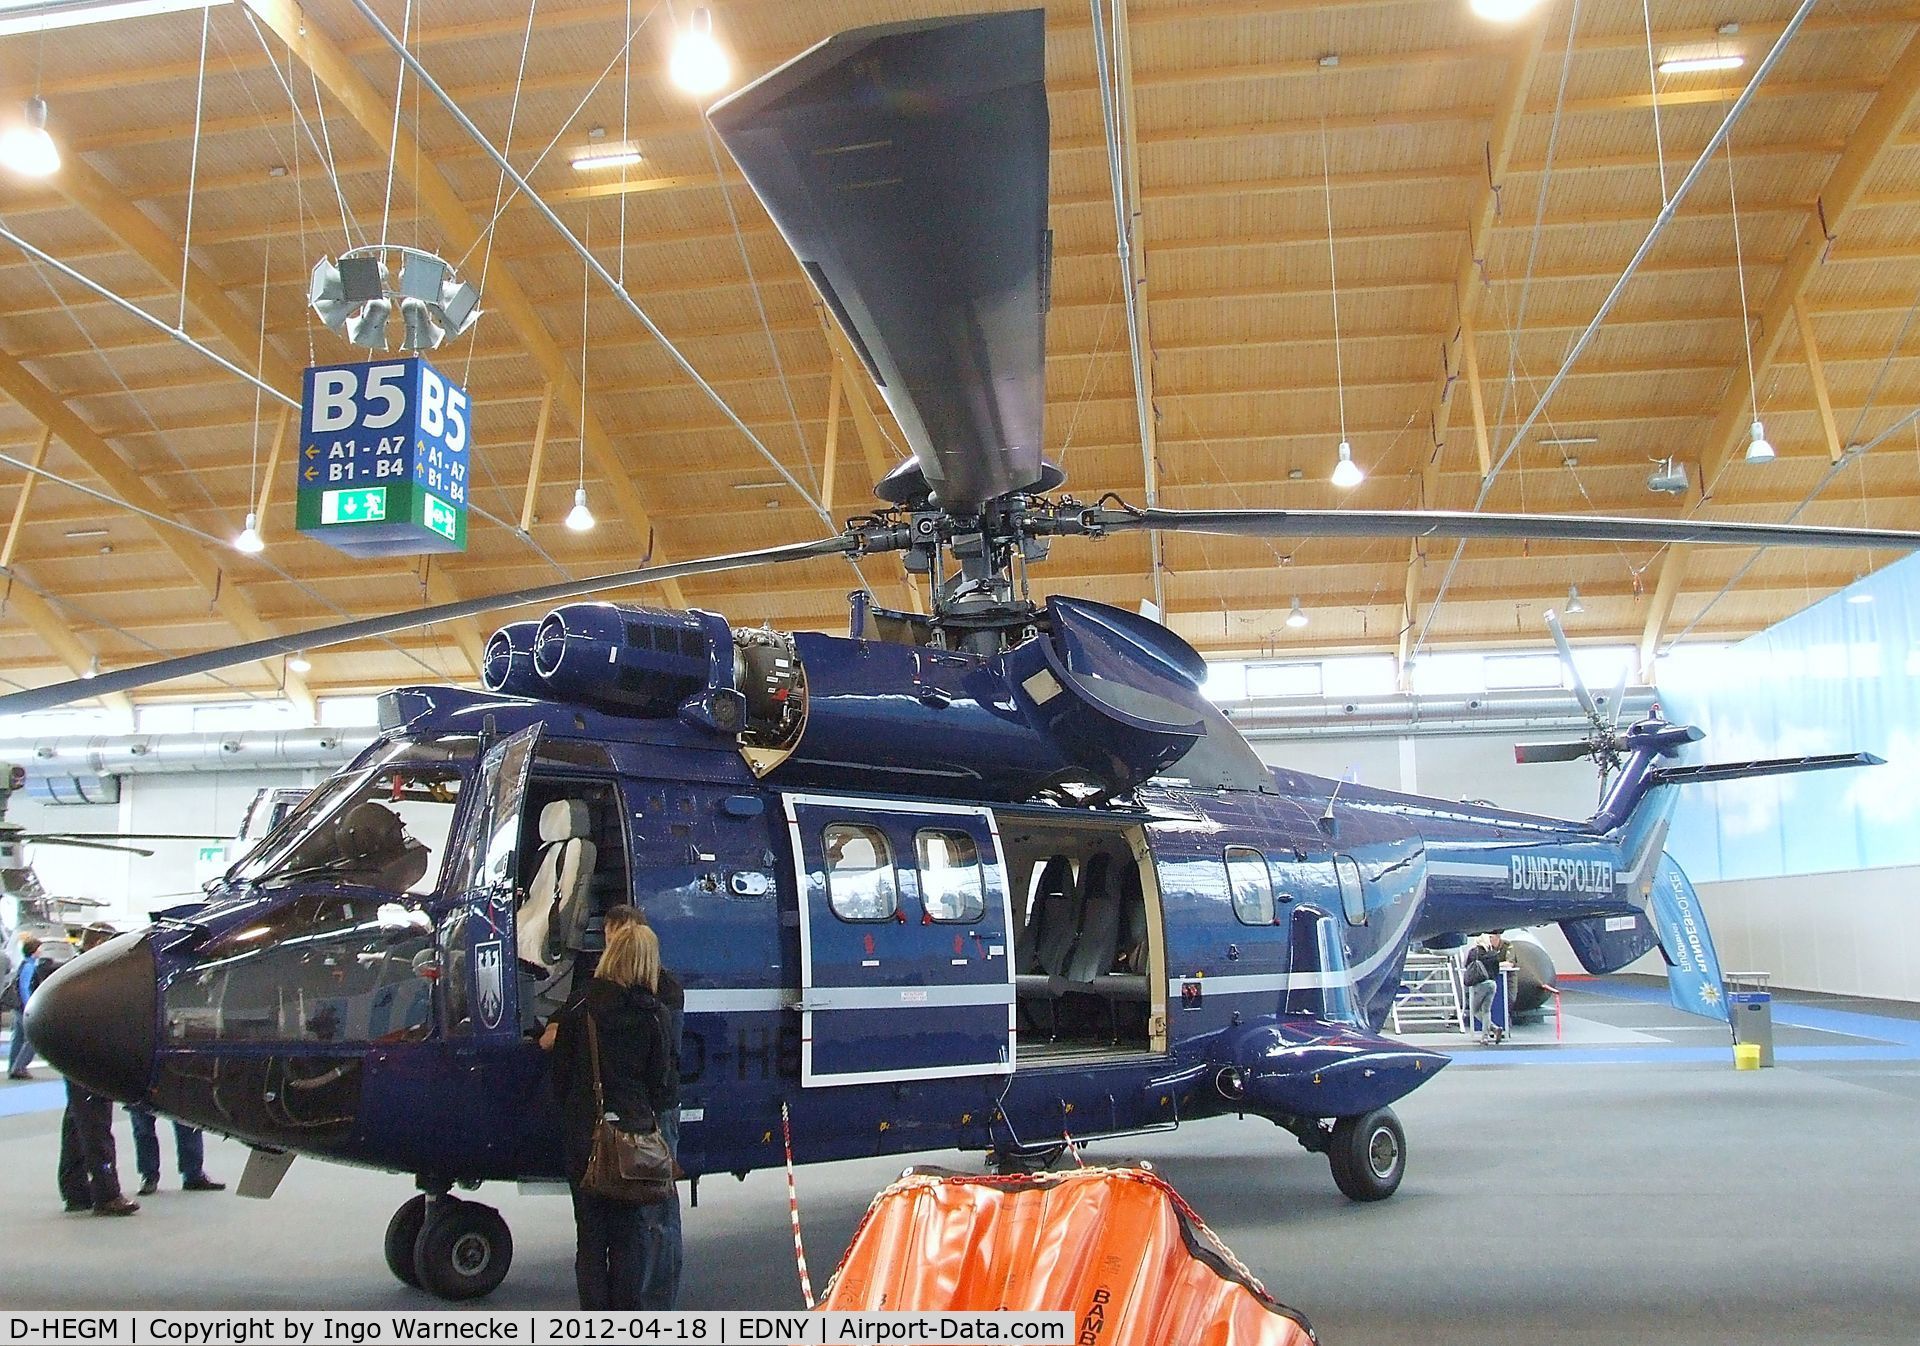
top-left (546, 920), bottom-right (679, 1308)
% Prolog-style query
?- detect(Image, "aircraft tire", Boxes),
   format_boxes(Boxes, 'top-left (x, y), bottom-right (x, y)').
top-left (413, 1199), bottom-right (513, 1300)
top-left (1327, 1108), bottom-right (1405, 1202)
top-left (384, 1195), bottom-right (429, 1287)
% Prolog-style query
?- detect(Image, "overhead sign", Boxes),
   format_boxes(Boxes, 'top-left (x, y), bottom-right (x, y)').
top-left (296, 357), bottom-right (470, 557)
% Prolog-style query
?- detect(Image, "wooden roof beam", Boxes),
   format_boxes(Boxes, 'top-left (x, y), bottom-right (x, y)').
top-left (0, 350), bottom-right (313, 717)
top-left (0, 575), bottom-right (135, 718)
top-left (1640, 33), bottom-right (1920, 672)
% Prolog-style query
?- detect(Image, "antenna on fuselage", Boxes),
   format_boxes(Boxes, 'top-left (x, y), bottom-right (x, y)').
top-left (1319, 767), bottom-right (1358, 834)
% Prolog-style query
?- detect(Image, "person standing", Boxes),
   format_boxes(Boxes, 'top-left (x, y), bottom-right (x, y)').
top-left (126, 1105), bottom-right (224, 1195)
top-left (544, 920), bottom-right (679, 1310)
top-left (7, 935), bottom-right (50, 1078)
top-left (1463, 932), bottom-right (1508, 1044)
top-left (56, 925), bottom-right (136, 1215)
top-left (605, 904), bottom-right (684, 1310)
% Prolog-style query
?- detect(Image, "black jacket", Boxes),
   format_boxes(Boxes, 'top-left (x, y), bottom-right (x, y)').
top-left (550, 978), bottom-right (678, 1182)
top-left (1463, 944), bottom-right (1505, 986)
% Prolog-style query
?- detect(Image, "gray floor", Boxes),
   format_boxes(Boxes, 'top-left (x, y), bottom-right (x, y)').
top-left (4, 981), bottom-right (1919, 1344)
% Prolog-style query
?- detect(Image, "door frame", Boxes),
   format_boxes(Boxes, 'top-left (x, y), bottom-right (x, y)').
top-left (780, 791), bottom-right (1018, 1087)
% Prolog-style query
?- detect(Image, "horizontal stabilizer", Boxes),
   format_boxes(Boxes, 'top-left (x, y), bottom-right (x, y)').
top-left (1515, 740), bottom-right (1593, 764)
top-left (1648, 751), bottom-right (1883, 787)
top-left (1561, 914), bottom-right (1660, 975)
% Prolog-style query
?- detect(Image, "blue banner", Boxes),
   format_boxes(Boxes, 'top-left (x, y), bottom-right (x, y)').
top-left (1647, 856), bottom-right (1728, 1023)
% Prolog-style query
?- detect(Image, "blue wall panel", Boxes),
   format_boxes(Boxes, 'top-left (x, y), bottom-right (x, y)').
top-left (1658, 553), bottom-right (1920, 881)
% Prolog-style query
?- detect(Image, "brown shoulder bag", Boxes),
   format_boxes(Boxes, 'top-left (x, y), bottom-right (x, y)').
top-left (578, 1012), bottom-right (675, 1204)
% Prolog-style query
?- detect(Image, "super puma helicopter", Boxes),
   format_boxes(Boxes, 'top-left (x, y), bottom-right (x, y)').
top-left (19, 8), bottom-right (1910, 1303)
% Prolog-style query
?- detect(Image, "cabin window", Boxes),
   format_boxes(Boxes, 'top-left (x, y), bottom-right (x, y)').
top-left (1335, 854), bottom-right (1368, 926)
top-left (916, 828), bottom-right (987, 923)
top-left (823, 823), bottom-right (898, 921)
top-left (1225, 846), bottom-right (1276, 925)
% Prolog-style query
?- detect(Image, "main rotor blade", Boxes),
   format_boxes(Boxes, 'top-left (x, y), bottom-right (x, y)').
top-left (1091, 507), bottom-right (1920, 552)
top-left (1514, 741), bottom-right (1596, 764)
top-left (28, 838), bottom-right (155, 857)
top-left (1544, 609), bottom-right (1601, 723)
top-left (0, 535), bottom-right (858, 719)
top-left (710, 10), bottom-right (1049, 514)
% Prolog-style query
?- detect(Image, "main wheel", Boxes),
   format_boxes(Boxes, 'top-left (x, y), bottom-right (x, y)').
top-left (384, 1195), bottom-right (429, 1287)
top-left (413, 1199), bottom-right (513, 1300)
top-left (1327, 1107), bottom-right (1406, 1202)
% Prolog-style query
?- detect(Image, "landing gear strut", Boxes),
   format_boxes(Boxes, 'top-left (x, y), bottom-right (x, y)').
top-left (385, 1191), bottom-right (514, 1300)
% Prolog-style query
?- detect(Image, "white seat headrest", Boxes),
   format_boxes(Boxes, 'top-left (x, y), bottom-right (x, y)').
top-left (539, 798), bottom-right (590, 844)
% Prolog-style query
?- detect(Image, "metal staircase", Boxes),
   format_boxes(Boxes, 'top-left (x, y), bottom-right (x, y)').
top-left (1391, 950), bottom-right (1464, 1033)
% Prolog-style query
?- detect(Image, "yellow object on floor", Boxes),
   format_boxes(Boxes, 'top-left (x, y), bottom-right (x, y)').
top-left (1734, 1042), bottom-right (1762, 1071)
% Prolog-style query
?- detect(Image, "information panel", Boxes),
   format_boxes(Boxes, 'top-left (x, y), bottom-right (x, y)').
top-left (296, 357), bottom-right (471, 557)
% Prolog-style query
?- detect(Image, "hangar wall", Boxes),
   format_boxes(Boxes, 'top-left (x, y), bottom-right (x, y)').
top-left (11, 768), bottom-right (319, 930)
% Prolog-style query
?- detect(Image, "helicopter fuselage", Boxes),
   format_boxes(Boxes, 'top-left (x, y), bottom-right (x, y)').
top-left (60, 674), bottom-right (1660, 1191)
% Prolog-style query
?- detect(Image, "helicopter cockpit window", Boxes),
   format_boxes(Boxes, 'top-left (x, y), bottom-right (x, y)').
top-left (231, 752), bottom-right (467, 897)
top-left (823, 824), bottom-right (897, 922)
top-left (1226, 846), bottom-right (1276, 925)
top-left (916, 829), bottom-right (986, 923)
top-left (163, 894), bottom-right (435, 1045)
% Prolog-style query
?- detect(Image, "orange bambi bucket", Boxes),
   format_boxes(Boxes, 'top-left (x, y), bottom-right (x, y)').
top-left (818, 1165), bottom-right (1317, 1345)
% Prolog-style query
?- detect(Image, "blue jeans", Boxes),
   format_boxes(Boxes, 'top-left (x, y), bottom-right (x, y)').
top-left (7, 1010), bottom-right (34, 1075)
top-left (640, 1108), bottom-right (683, 1310)
top-left (127, 1106), bottom-right (207, 1183)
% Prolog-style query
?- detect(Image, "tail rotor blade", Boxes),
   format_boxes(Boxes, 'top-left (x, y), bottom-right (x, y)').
top-left (1544, 609), bottom-right (1601, 724)
top-left (1515, 740), bottom-right (1596, 765)
top-left (1606, 664), bottom-right (1631, 732)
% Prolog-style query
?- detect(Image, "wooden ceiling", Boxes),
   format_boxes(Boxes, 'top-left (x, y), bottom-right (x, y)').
top-left (1, 0), bottom-right (1917, 712)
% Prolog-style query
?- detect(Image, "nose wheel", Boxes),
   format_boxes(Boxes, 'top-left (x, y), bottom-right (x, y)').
top-left (385, 1193), bottom-right (514, 1300)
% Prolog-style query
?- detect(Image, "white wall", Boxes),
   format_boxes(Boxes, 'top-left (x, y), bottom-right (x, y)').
top-left (11, 767), bottom-right (318, 930)
top-left (1249, 731), bottom-right (1600, 822)
top-left (1695, 865), bottom-right (1920, 1001)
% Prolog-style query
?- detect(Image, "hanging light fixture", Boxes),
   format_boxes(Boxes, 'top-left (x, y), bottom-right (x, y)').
top-left (1724, 130), bottom-right (1772, 468)
top-left (670, 8), bottom-right (731, 96)
top-left (1285, 596), bottom-right (1309, 629)
top-left (1469, 0), bottom-right (1546, 21)
top-left (287, 651), bottom-right (313, 673)
top-left (0, 96), bottom-right (60, 178)
top-left (81, 655), bottom-right (99, 680)
top-left (234, 512), bottom-right (265, 554)
top-left (1317, 99), bottom-right (1362, 493)
top-left (565, 487), bottom-right (596, 533)
top-left (1331, 440), bottom-right (1364, 489)
top-left (1566, 584), bottom-right (1586, 615)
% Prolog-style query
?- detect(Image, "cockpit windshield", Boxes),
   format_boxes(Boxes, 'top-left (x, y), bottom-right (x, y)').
top-left (231, 738), bottom-right (477, 896)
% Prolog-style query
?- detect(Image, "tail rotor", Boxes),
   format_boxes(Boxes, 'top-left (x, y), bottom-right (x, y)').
top-left (1515, 610), bottom-right (1633, 804)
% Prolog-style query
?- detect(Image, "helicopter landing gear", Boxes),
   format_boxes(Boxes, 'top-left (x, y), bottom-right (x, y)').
top-left (1325, 1107), bottom-right (1405, 1203)
top-left (389, 1192), bottom-right (514, 1300)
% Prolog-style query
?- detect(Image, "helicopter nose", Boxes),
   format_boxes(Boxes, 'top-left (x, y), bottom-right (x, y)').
top-left (25, 931), bottom-right (156, 1103)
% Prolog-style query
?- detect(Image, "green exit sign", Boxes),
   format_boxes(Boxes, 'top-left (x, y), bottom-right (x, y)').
top-left (421, 492), bottom-right (458, 542)
top-left (320, 486), bottom-right (388, 524)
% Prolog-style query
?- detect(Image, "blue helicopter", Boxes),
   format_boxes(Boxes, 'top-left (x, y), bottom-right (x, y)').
top-left (17, 9), bottom-right (1909, 1303)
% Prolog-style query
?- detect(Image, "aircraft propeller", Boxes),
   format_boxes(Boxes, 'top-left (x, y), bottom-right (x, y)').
top-left (1514, 609), bottom-right (1640, 803)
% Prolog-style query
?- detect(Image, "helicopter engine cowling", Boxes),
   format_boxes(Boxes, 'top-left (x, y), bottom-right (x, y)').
top-left (480, 621), bottom-right (544, 698)
top-left (532, 603), bottom-right (745, 726)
